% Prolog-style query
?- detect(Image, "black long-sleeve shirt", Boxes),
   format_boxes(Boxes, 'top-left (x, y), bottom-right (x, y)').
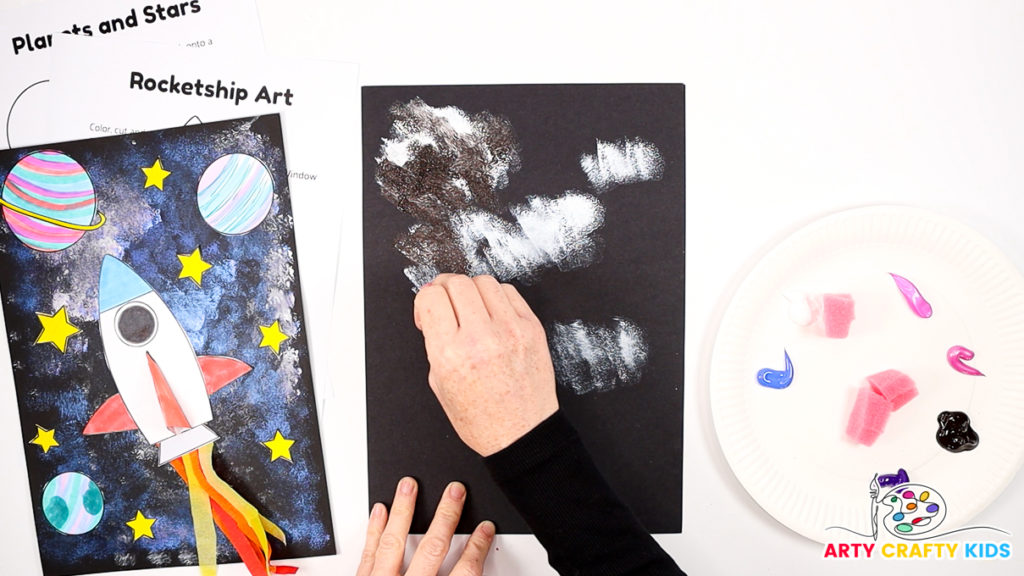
top-left (484, 410), bottom-right (685, 576)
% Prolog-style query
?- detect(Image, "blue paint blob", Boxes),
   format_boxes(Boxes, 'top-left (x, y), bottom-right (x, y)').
top-left (893, 513), bottom-right (904, 521)
top-left (756, 349), bottom-right (794, 389)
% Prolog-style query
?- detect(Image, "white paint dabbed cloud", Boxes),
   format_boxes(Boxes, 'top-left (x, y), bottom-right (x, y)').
top-left (377, 99), bottom-right (518, 196)
top-left (451, 192), bottom-right (605, 283)
top-left (580, 137), bottom-right (665, 193)
top-left (548, 317), bottom-right (649, 395)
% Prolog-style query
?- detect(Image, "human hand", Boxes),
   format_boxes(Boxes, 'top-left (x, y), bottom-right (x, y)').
top-left (357, 477), bottom-right (495, 576)
top-left (413, 274), bottom-right (559, 456)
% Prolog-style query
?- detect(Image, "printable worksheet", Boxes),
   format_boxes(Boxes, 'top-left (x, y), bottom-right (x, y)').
top-left (42, 35), bottom-right (359, 403)
top-left (0, 0), bottom-right (265, 150)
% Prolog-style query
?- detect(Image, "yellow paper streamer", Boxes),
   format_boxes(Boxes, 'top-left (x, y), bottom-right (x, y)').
top-left (182, 451), bottom-right (218, 576)
top-left (197, 443), bottom-right (272, 566)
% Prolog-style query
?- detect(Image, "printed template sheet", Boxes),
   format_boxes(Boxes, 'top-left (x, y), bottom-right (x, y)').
top-left (0, 6), bottom-right (362, 574)
top-left (0, 0), bottom-right (265, 150)
top-left (41, 35), bottom-right (359, 403)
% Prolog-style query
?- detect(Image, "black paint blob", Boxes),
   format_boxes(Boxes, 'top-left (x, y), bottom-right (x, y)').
top-left (936, 410), bottom-right (980, 453)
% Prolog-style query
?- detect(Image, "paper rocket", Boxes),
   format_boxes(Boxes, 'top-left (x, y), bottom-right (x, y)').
top-left (84, 254), bottom-right (250, 463)
top-left (83, 255), bottom-right (295, 575)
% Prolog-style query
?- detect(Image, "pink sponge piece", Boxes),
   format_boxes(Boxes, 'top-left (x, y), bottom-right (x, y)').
top-left (868, 369), bottom-right (918, 411)
top-left (821, 293), bottom-right (855, 338)
top-left (846, 387), bottom-right (891, 446)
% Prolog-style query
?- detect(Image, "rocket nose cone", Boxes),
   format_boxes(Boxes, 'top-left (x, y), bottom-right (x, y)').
top-left (98, 256), bottom-right (154, 313)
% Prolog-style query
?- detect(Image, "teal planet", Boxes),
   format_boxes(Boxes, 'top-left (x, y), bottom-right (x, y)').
top-left (196, 153), bottom-right (274, 235)
top-left (41, 472), bottom-right (104, 535)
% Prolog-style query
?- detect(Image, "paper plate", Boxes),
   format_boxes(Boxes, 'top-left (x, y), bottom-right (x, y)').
top-left (709, 205), bottom-right (1024, 543)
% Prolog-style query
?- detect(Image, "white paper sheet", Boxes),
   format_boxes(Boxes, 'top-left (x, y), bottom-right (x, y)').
top-left (42, 35), bottom-right (359, 407)
top-left (0, 0), bottom-right (265, 150)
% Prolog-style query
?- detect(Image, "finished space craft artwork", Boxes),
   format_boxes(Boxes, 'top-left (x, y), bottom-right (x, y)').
top-left (363, 84), bottom-right (685, 533)
top-left (0, 116), bottom-right (334, 576)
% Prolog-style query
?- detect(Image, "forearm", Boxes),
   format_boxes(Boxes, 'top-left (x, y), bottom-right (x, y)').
top-left (484, 410), bottom-right (685, 576)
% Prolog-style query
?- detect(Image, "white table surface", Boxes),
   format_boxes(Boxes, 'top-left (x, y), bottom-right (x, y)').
top-left (3, 1), bottom-right (1023, 574)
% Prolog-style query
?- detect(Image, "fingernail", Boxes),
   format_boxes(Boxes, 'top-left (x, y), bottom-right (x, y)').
top-left (448, 481), bottom-right (466, 500)
top-left (399, 477), bottom-right (415, 495)
top-left (421, 281), bottom-right (432, 289)
top-left (479, 520), bottom-right (496, 538)
top-left (371, 502), bottom-right (385, 519)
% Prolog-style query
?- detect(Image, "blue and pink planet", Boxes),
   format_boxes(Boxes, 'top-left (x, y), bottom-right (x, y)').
top-left (41, 472), bottom-right (104, 535)
top-left (0, 150), bottom-right (104, 252)
top-left (2, 150), bottom-right (276, 252)
top-left (197, 153), bottom-right (275, 235)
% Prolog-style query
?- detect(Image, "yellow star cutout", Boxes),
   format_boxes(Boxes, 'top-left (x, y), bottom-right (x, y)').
top-left (126, 510), bottom-right (156, 541)
top-left (36, 307), bottom-right (80, 353)
top-left (141, 158), bottom-right (171, 190)
top-left (29, 425), bottom-right (59, 453)
top-left (177, 247), bottom-right (212, 287)
top-left (263, 430), bottom-right (295, 462)
top-left (258, 321), bottom-right (289, 354)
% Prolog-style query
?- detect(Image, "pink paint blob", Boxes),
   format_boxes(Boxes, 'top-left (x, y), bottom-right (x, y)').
top-left (947, 345), bottom-right (985, 376)
top-left (890, 273), bottom-right (933, 318)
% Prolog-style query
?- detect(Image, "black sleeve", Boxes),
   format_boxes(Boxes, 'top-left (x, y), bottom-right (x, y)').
top-left (483, 410), bottom-right (685, 576)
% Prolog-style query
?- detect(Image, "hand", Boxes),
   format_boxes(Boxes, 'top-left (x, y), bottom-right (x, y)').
top-left (358, 477), bottom-right (495, 576)
top-left (414, 274), bottom-right (559, 456)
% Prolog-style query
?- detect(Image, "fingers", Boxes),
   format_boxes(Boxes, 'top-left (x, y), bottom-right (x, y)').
top-left (472, 275), bottom-right (516, 321)
top-left (406, 481), bottom-right (467, 575)
top-left (433, 274), bottom-right (490, 328)
top-left (373, 477), bottom-right (418, 574)
top-left (449, 521), bottom-right (496, 576)
top-left (356, 503), bottom-right (388, 576)
top-left (501, 283), bottom-right (537, 321)
top-left (414, 284), bottom-right (458, 343)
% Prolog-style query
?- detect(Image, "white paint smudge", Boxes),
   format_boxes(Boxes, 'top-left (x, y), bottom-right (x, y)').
top-left (404, 262), bottom-right (440, 289)
top-left (451, 192), bottom-right (605, 284)
top-left (46, 179), bottom-right (159, 321)
top-left (580, 137), bottom-right (664, 193)
top-left (378, 99), bottom-right (519, 197)
top-left (548, 317), bottom-right (649, 394)
top-left (146, 551), bottom-right (172, 566)
top-left (277, 347), bottom-right (303, 400)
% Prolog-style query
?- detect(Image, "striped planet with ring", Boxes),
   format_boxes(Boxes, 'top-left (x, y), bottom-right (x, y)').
top-left (1, 150), bottom-right (105, 252)
top-left (197, 153), bottom-right (274, 235)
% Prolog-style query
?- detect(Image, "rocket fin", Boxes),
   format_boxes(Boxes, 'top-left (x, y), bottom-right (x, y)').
top-left (84, 355), bottom-right (250, 436)
top-left (83, 394), bottom-right (138, 434)
top-left (148, 352), bottom-right (190, 430)
top-left (198, 356), bottom-right (252, 394)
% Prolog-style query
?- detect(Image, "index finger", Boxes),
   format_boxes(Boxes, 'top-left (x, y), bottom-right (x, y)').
top-left (374, 477), bottom-right (418, 574)
top-left (406, 481), bottom-right (467, 575)
top-left (433, 274), bottom-right (490, 328)
top-left (414, 283), bottom-right (458, 344)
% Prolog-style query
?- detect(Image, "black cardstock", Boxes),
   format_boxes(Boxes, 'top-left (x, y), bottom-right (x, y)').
top-left (362, 84), bottom-right (685, 533)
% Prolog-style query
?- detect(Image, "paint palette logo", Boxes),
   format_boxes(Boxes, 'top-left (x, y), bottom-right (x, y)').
top-left (868, 468), bottom-right (947, 540)
top-left (827, 467), bottom-right (1006, 543)
top-left (878, 483), bottom-right (947, 539)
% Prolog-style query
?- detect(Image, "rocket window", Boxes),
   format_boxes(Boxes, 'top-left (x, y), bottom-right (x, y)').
top-left (115, 303), bottom-right (158, 346)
